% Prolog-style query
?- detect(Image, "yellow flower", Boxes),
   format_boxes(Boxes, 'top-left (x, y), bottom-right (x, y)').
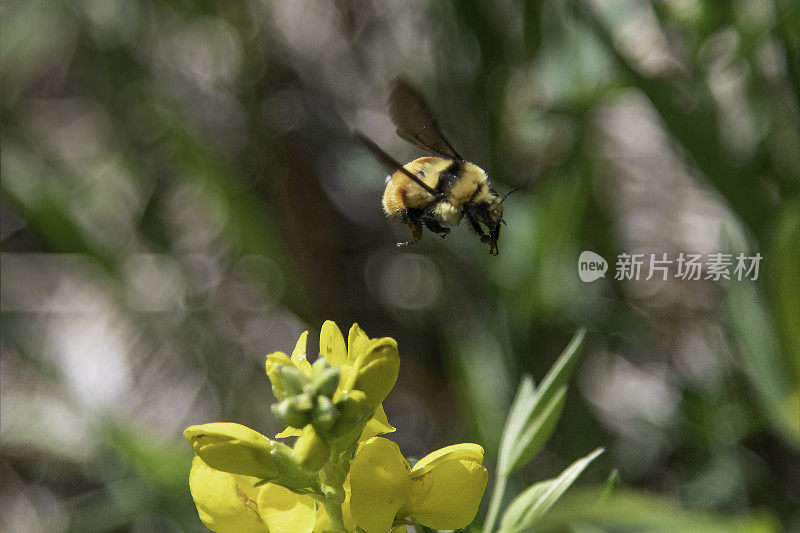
top-left (188, 456), bottom-right (316, 533)
top-left (270, 321), bottom-right (396, 441)
top-left (349, 437), bottom-right (489, 532)
top-left (184, 422), bottom-right (317, 489)
top-left (184, 423), bottom-right (280, 480)
top-left (349, 437), bottom-right (412, 532)
top-left (343, 336), bottom-right (399, 409)
top-left (400, 443), bottom-right (488, 529)
top-left (186, 321), bottom-right (486, 532)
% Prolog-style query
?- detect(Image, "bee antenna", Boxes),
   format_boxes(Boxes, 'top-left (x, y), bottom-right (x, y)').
top-left (501, 178), bottom-right (534, 202)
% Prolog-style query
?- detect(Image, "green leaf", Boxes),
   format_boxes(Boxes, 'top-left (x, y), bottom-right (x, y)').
top-left (507, 386), bottom-right (567, 477)
top-left (498, 479), bottom-right (555, 532)
top-left (726, 279), bottom-right (800, 445)
top-left (535, 488), bottom-right (780, 533)
top-left (499, 447), bottom-right (604, 533)
top-left (598, 468), bottom-right (620, 505)
top-left (497, 328), bottom-right (586, 477)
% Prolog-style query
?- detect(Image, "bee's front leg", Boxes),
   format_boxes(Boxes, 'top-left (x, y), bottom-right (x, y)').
top-left (466, 210), bottom-right (490, 242)
top-left (397, 210), bottom-right (424, 247)
top-left (397, 224), bottom-right (423, 247)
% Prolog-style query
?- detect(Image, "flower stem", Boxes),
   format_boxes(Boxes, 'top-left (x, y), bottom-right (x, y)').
top-left (323, 500), bottom-right (346, 532)
top-left (483, 473), bottom-right (507, 533)
top-left (319, 456), bottom-right (349, 532)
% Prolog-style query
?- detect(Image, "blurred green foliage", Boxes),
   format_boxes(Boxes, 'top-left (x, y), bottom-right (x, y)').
top-left (1, 0), bottom-right (798, 531)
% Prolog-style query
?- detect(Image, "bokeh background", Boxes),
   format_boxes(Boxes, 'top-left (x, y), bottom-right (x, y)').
top-left (2, 0), bottom-right (798, 531)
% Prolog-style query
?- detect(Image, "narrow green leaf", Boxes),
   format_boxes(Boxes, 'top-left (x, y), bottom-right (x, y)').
top-left (727, 280), bottom-right (800, 445)
top-left (531, 328), bottom-right (587, 406)
top-left (504, 386), bottom-right (567, 475)
top-left (496, 328), bottom-right (587, 477)
top-left (496, 375), bottom-right (536, 476)
top-left (504, 447), bottom-right (605, 533)
top-left (597, 468), bottom-right (620, 506)
top-left (536, 488), bottom-right (780, 533)
top-left (498, 479), bottom-right (555, 532)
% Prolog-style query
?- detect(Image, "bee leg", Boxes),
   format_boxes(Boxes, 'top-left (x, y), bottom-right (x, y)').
top-left (466, 211), bottom-right (490, 242)
top-left (397, 209), bottom-right (424, 247)
top-left (421, 212), bottom-right (450, 239)
top-left (397, 224), bottom-right (423, 247)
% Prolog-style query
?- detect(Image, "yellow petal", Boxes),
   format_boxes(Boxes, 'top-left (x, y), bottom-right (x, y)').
top-left (275, 427), bottom-right (302, 439)
top-left (291, 331), bottom-right (313, 375)
top-left (257, 483), bottom-right (316, 533)
top-left (265, 352), bottom-right (295, 399)
top-left (348, 337), bottom-right (400, 408)
top-left (347, 323), bottom-right (370, 364)
top-left (333, 363), bottom-right (354, 402)
top-left (359, 404), bottom-right (396, 441)
top-left (400, 447), bottom-right (488, 530)
top-left (265, 351), bottom-right (293, 374)
top-left (410, 443), bottom-right (484, 477)
top-left (350, 437), bottom-right (412, 533)
top-left (342, 480), bottom-right (355, 531)
top-left (184, 423), bottom-right (278, 479)
top-left (320, 320), bottom-right (347, 366)
top-left (188, 456), bottom-right (267, 533)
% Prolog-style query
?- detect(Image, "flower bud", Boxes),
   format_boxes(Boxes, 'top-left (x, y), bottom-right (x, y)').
top-left (327, 390), bottom-right (372, 442)
top-left (314, 366), bottom-right (341, 399)
top-left (292, 391), bottom-right (314, 412)
top-left (184, 423), bottom-right (279, 479)
top-left (313, 395), bottom-right (338, 432)
top-left (279, 366), bottom-right (310, 396)
top-left (265, 352), bottom-right (294, 400)
top-left (268, 439), bottom-right (317, 489)
top-left (310, 357), bottom-right (330, 377)
top-left (292, 425), bottom-right (331, 471)
top-left (272, 399), bottom-right (312, 429)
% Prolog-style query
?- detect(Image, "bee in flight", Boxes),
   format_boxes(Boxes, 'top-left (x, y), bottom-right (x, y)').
top-left (356, 79), bottom-right (528, 255)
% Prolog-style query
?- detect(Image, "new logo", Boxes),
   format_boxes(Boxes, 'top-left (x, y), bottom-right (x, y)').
top-left (578, 251), bottom-right (608, 282)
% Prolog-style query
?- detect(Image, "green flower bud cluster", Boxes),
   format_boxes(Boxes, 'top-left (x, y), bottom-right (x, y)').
top-left (268, 357), bottom-right (377, 471)
top-left (270, 359), bottom-right (341, 430)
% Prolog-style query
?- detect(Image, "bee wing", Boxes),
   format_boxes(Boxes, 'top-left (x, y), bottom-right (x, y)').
top-left (389, 79), bottom-right (463, 161)
top-left (353, 131), bottom-right (438, 196)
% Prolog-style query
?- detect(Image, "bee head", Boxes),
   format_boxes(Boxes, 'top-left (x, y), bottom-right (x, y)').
top-left (482, 178), bottom-right (533, 255)
top-left (475, 195), bottom-right (504, 228)
top-left (474, 195), bottom-right (504, 255)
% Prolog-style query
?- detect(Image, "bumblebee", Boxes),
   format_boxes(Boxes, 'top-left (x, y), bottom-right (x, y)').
top-left (356, 79), bottom-right (525, 255)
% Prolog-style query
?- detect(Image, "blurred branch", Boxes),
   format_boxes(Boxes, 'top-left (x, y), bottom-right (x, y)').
top-left (573, 0), bottom-right (775, 237)
top-left (773, 0), bottom-right (800, 114)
